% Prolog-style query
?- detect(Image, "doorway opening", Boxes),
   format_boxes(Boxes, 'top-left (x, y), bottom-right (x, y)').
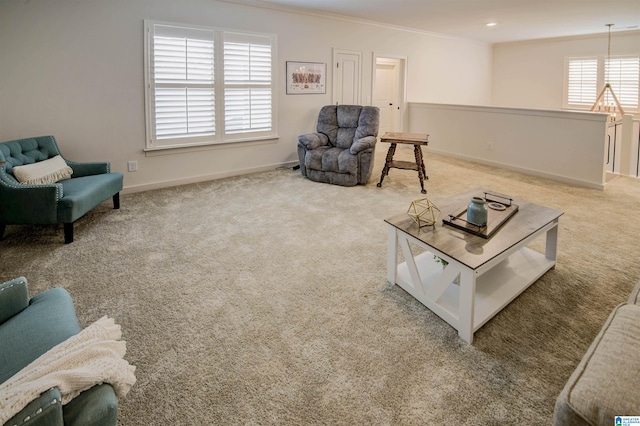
top-left (372, 54), bottom-right (407, 135)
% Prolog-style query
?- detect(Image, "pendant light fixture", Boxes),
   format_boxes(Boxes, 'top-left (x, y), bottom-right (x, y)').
top-left (591, 24), bottom-right (624, 121)
top-left (590, 24), bottom-right (625, 121)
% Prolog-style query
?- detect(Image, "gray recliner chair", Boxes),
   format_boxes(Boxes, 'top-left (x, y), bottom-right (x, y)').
top-left (297, 105), bottom-right (379, 186)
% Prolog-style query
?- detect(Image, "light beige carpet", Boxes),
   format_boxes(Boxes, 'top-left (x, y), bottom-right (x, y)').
top-left (1, 147), bottom-right (640, 425)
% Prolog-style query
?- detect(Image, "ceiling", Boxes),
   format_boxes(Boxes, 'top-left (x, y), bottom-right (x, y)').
top-left (228, 0), bottom-right (640, 43)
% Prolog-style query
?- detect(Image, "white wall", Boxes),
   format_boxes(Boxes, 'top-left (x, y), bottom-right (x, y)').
top-left (492, 30), bottom-right (640, 112)
top-left (0, 0), bottom-right (492, 192)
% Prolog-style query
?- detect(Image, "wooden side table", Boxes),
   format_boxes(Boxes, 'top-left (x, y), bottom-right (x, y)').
top-left (377, 132), bottom-right (429, 194)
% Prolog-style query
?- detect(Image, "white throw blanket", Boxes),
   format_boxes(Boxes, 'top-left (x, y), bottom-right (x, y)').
top-left (0, 316), bottom-right (136, 424)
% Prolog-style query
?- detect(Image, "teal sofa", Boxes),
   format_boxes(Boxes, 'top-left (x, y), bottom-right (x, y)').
top-left (0, 277), bottom-right (117, 426)
top-left (0, 136), bottom-right (123, 243)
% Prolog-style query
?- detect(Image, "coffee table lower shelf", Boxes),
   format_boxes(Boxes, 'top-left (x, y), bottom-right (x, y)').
top-left (394, 248), bottom-right (555, 341)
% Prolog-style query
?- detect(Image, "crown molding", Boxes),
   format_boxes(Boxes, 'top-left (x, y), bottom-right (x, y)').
top-left (215, 0), bottom-right (487, 44)
top-left (494, 29), bottom-right (640, 47)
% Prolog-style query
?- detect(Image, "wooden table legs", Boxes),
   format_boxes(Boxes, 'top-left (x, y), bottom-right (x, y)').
top-left (377, 142), bottom-right (428, 194)
top-left (377, 142), bottom-right (397, 189)
top-left (413, 144), bottom-right (428, 194)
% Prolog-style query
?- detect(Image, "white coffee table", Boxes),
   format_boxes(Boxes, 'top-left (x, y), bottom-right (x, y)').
top-left (385, 188), bottom-right (563, 343)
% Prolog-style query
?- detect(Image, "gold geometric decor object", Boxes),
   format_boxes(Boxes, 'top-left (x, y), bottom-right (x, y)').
top-left (407, 198), bottom-right (441, 228)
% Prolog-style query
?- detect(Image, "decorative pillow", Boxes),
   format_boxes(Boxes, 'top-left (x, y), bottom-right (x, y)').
top-left (12, 155), bottom-right (73, 185)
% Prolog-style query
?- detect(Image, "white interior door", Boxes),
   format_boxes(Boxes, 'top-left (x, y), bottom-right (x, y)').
top-left (373, 55), bottom-right (405, 134)
top-left (333, 49), bottom-right (361, 105)
top-left (374, 60), bottom-right (399, 134)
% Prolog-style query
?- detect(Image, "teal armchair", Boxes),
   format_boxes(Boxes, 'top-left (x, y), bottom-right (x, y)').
top-left (0, 136), bottom-right (123, 243)
top-left (0, 277), bottom-right (118, 426)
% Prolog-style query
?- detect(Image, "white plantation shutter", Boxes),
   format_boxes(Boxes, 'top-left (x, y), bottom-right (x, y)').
top-left (605, 57), bottom-right (640, 109)
top-left (565, 55), bottom-right (640, 111)
top-left (145, 21), bottom-right (276, 150)
top-left (223, 33), bottom-right (273, 136)
top-left (567, 58), bottom-right (598, 106)
top-left (151, 25), bottom-right (215, 144)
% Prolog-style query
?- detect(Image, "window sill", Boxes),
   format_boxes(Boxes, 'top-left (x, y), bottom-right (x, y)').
top-left (144, 136), bottom-right (279, 157)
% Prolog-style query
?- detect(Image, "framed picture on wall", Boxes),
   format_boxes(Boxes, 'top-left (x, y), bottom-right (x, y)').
top-left (286, 61), bottom-right (326, 94)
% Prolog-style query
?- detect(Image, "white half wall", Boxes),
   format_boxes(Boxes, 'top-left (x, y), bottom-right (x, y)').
top-left (0, 0), bottom-right (492, 193)
top-left (408, 103), bottom-right (610, 189)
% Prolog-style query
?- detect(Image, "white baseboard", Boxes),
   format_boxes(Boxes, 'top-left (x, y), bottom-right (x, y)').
top-left (428, 149), bottom-right (606, 191)
top-left (121, 161), bottom-right (299, 194)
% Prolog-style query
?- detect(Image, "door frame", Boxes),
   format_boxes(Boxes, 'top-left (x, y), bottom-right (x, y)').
top-left (372, 53), bottom-right (408, 131)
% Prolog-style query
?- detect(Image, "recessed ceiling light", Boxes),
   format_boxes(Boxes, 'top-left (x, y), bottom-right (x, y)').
top-left (486, 22), bottom-right (497, 27)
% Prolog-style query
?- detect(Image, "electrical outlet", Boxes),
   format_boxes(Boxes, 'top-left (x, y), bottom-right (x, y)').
top-left (127, 161), bottom-right (138, 172)
top-left (485, 142), bottom-right (494, 151)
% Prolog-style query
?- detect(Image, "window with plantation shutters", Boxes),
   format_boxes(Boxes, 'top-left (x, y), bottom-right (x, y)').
top-left (144, 21), bottom-right (277, 150)
top-left (606, 56), bottom-right (640, 109)
top-left (567, 58), bottom-right (597, 106)
top-left (151, 25), bottom-right (215, 145)
top-left (223, 33), bottom-right (272, 135)
top-left (564, 55), bottom-right (640, 112)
